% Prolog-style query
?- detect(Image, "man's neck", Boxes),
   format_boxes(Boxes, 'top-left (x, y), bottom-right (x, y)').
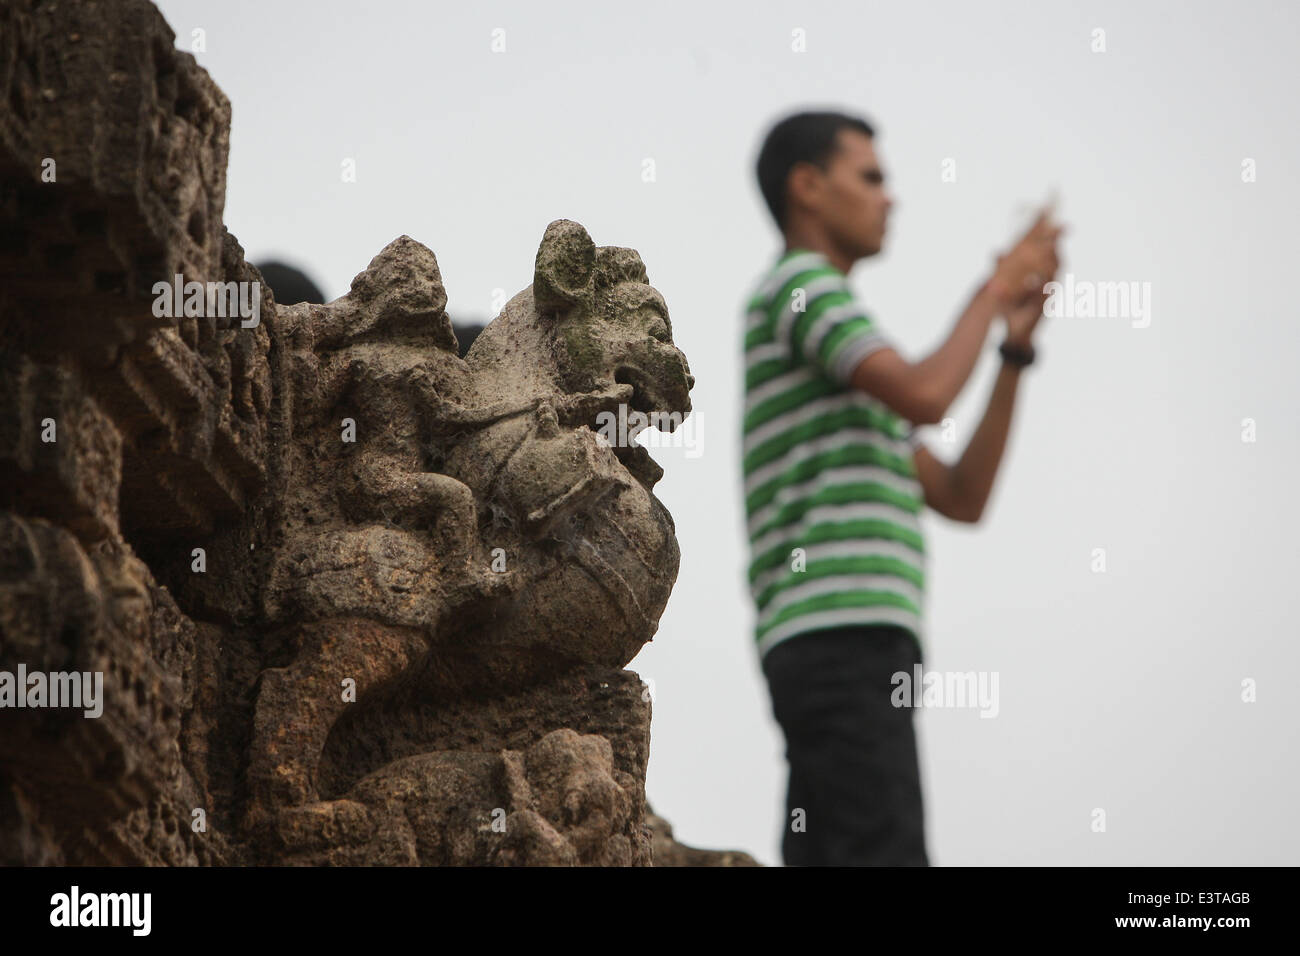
top-left (781, 229), bottom-right (854, 275)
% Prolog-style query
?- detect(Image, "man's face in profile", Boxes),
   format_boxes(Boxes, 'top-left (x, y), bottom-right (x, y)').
top-left (805, 128), bottom-right (893, 261)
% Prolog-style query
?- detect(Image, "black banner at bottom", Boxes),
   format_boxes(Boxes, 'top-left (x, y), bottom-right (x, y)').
top-left (0, 865), bottom-right (1278, 942)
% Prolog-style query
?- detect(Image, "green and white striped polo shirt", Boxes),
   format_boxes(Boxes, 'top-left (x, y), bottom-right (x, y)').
top-left (742, 248), bottom-right (926, 660)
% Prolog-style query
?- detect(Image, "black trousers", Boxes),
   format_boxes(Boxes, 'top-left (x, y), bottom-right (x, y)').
top-left (762, 624), bottom-right (929, 866)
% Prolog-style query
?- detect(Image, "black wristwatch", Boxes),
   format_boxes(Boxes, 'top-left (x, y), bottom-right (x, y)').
top-left (999, 339), bottom-right (1035, 368)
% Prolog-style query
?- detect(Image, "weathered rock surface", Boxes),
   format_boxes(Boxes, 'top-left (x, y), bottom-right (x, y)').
top-left (0, 0), bottom-right (750, 866)
top-left (646, 806), bottom-right (761, 867)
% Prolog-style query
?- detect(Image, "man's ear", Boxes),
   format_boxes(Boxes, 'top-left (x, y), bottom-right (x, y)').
top-left (785, 161), bottom-right (824, 218)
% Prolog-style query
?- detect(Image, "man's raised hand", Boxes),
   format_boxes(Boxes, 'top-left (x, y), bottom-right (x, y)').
top-left (988, 206), bottom-right (1064, 309)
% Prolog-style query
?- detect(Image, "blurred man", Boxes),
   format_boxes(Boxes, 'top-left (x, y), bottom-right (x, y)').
top-left (743, 110), bottom-right (1062, 865)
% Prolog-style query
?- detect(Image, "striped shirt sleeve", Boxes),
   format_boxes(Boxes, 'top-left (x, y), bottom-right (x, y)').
top-left (773, 264), bottom-right (892, 386)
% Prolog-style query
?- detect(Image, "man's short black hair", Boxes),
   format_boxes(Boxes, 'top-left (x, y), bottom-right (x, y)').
top-left (254, 261), bottom-right (326, 305)
top-left (756, 110), bottom-right (875, 230)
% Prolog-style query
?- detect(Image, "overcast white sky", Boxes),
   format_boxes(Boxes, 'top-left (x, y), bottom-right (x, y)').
top-left (159, 0), bottom-right (1300, 865)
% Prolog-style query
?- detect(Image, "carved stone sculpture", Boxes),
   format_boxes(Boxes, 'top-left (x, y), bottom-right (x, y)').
top-left (1, 0), bottom-right (754, 866)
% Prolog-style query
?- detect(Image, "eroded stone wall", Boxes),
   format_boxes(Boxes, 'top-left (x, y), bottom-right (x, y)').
top-left (0, 0), bottom-right (754, 867)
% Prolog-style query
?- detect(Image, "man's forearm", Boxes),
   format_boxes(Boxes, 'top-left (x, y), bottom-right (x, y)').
top-left (950, 359), bottom-right (1023, 522)
top-left (910, 283), bottom-right (1001, 422)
